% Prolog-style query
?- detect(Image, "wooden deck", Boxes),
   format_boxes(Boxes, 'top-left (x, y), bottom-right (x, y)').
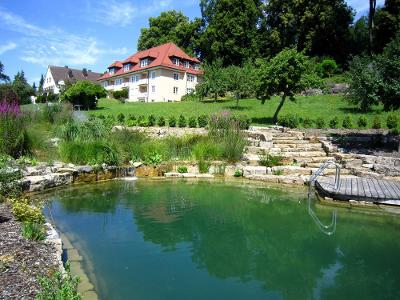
top-left (315, 177), bottom-right (400, 205)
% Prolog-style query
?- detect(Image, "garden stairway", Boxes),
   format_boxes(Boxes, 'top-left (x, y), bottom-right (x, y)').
top-left (242, 127), bottom-right (347, 184)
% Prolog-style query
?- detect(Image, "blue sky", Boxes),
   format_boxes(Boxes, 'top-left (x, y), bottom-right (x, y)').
top-left (0, 0), bottom-right (384, 85)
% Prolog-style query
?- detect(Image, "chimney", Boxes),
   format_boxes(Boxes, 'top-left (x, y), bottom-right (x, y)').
top-left (68, 69), bottom-right (73, 78)
top-left (64, 65), bottom-right (69, 68)
top-left (82, 68), bottom-right (88, 77)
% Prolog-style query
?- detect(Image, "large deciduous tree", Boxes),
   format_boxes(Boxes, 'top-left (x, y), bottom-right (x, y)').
top-left (256, 48), bottom-right (309, 123)
top-left (196, 59), bottom-right (228, 101)
top-left (199, 0), bottom-right (262, 66)
top-left (259, 0), bottom-right (354, 64)
top-left (374, 0), bottom-right (400, 53)
top-left (137, 10), bottom-right (202, 56)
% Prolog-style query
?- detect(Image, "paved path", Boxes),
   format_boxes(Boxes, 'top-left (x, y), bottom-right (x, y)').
top-left (315, 177), bottom-right (400, 205)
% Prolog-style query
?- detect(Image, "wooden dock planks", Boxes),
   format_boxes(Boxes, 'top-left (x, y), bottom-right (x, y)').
top-left (315, 176), bottom-right (400, 204)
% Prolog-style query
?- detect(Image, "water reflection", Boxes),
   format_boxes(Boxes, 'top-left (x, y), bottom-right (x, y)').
top-left (44, 180), bottom-right (400, 300)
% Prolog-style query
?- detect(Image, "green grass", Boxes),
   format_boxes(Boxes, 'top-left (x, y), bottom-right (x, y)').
top-left (88, 95), bottom-right (398, 128)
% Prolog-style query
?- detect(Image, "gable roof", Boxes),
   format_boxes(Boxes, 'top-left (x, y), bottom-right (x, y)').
top-left (99, 42), bottom-right (203, 81)
top-left (49, 66), bottom-right (102, 85)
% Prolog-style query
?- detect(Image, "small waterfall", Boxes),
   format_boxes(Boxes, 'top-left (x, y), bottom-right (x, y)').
top-left (116, 166), bottom-right (137, 180)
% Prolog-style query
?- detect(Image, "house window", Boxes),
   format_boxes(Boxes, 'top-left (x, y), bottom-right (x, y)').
top-left (187, 88), bottom-right (194, 94)
top-left (194, 64), bottom-right (200, 70)
top-left (184, 61), bottom-right (190, 68)
top-left (140, 59), bottom-right (148, 67)
top-left (173, 73), bottom-right (179, 80)
top-left (172, 57), bottom-right (180, 66)
top-left (123, 64), bottom-right (130, 72)
top-left (103, 81), bottom-right (108, 87)
top-left (109, 68), bottom-right (115, 75)
top-left (150, 71), bottom-right (156, 79)
top-left (187, 75), bottom-right (196, 82)
top-left (152, 85), bottom-right (156, 93)
top-left (173, 87), bottom-right (178, 94)
top-left (115, 78), bottom-right (122, 85)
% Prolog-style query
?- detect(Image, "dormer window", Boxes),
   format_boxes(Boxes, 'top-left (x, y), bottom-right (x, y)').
top-left (194, 64), bottom-right (200, 70)
top-left (184, 61), bottom-right (190, 68)
top-left (172, 57), bottom-right (180, 66)
top-left (140, 59), bottom-right (149, 68)
top-left (109, 68), bottom-right (115, 75)
top-left (124, 64), bottom-right (130, 72)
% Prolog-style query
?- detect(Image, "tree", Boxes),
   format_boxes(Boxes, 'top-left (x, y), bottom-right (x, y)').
top-left (369, 0), bottom-right (377, 55)
top-left (12, 71), bottom-right (34, 105)
top-left (199, 0), bottom-right (262, 65)
top-left (0, 61), bottom-right (10, 82)
top-left (259, 0), bottom-right (354, 64)
top-left (256, 48), bottom-right (309, 123)
top-left (32, 82), bottom-right (37, 93)
top-left (374, 0), bottom-right (400, 53)
top-left (38, 74), bottom-right (44, 94)
top-left (196, 59), bottom-right (228, 101)
top-left (0, 84), bottom-right (19, 103)
top-left (226, 62), bottom-right (256, 106)
top-left (349, 16), bottom-right (370, 56)
top-left (60, 81), bottom-right (106, 110)
top-left (137, 10), bottom-right (202, 56)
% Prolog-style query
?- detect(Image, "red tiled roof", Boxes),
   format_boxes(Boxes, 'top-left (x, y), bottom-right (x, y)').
top-left (99, 43), bottom-right (203, 81)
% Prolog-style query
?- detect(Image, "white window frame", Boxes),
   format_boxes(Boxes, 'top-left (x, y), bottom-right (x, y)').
top-left (194, 64), bottom-right (200, 70)
top-left (173, 57), bottom-right (180, 66)
top-left (187, 75), bottom-right (196, 82)
top-left (115, 78), bottom-right (123, 85)
top-left (124, 64), bottom-right (130, 72)
top-left (186, 88), bottom-right (194, 94)
top-left (109, 68), bottom-right (115, 75)
top-left (103, 81), bottom-right (108, 87)
top-left (151, 85), bottom-right (156, 93)
top-left (150, 71), bottom-right (156, 79)
top-left (140, 59), bottom-right (148, 68)
top-left (184, 61), bottom-right (190, 68)
top-left (173, 87), bottom-right (178, 94)
top-left (173, 73), bottom-right (179, 80)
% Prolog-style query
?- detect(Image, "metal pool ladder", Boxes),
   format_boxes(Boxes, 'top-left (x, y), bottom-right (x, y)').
top-left (307, 161), bottom-right (341, 236)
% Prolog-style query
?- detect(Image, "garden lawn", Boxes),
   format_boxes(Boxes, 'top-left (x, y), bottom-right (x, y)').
top-left (89, 95), bottom-right (398, 128)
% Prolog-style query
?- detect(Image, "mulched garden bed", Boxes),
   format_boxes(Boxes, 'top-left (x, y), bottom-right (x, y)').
top-left (0, 203), bottom-right (58, 300)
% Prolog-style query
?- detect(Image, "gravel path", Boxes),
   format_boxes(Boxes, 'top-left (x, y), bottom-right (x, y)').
top-left (0, 203), bottom-right (58, 300)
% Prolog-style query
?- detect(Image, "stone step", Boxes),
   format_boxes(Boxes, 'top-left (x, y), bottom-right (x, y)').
top-left (271, 166), bottom-right (314, 175)
top-left (310, 168), bottom-right (351, 175)
top-left (243, 174), bottom-right (305, 185)
top-left (272, 145), bottom-right (323, 152)
top-left (294, 156), bottom-right (335, 164)
top-left (273, 140), bottom-right (310, 144)
top-left (280, 151), bottom-right (328, 158)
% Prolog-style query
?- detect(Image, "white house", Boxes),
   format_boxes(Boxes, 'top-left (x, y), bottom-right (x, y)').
top-left (98, 42), bottom-right (204, 102)
top-left (43, 66), bottom-right (102, 94)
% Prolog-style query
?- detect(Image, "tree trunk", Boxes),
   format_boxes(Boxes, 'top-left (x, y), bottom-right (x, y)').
top-left (272, 95), bottom-right (286, 124)
top-left (214, 92), bottom-right (218, 102)
top-left (369, 0), bottom-right (376, 55)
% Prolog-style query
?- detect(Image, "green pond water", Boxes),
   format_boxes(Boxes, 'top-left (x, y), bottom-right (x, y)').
top-left (43, 179), bottom-right (400, 300)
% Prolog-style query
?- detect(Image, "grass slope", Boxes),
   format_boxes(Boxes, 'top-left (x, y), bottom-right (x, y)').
top-left (89, 95), bottom-right (397, 127)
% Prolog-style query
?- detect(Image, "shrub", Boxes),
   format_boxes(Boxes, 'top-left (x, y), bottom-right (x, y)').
top-left (113, 89), bottom-right (128, 101)
top-left (36, 262), bottom-right (80, 300)
top-left (181, 93), bottom-right (198, 102)
top-left (188, 116), bottom-right (197, 128)
top-left (317, 58), bottom-right (338, 78)
top-left (178, 115), bottom-right (187, 128)
top-left (177, 166), bottom-right (188, 173)
top-left (60, 120), bottom-right (109, 142)
top-left (198, 115), bottom-right (208, 127)
top-left (198, 160), bottom-right (210, 173)
top-left (277, 114), bottom-right (299, 128)
top-left (125, 119), bottom-right (136, 127)
top-left (117, 113), bottom-right (125, 124)
top-left (315, 117), bottom-right (326, 128)
top-left (259, 153), bottom-right (283, 167)
top-left (137, 115), bottom-right (148, 127)
top-left (0, 156), bottom-right (23, 199)
top-left (329, 116), bottom-right (339, 128)
top-left (148, 114), bottom-right (156, 126)
top-left (342, 115), bottom-right (353, 128)
top-left (272, 169), bottom-right (284, 176)
top-left (144, 151), bottom-right (162, 166)
top-left (42, 103), bottom-right (73, 124)
top-left (357, 116), bottom-right (368, 128)
top-left (168, 116), bottom-right (176, 127)
top-left (22, 221), bottom-right (45, 241)
top-left (12, 199), bottom-right (45, 224)
top-left (387, 114), bottom-right (398, 129)
top-left (372, 116), bottom-right (381, 129)
top-left (157, 116), bottom-right (166, 127)
top-left (302, 117), bottom-right (313, 128)
top-left (234, 115), bottom-right (252, 129)
top-left (193, 140), bottom-right (223, 161)
top-left (234, 169), bottom-right (243, 177)
top-left (60, 81), bottom-right (106, 110)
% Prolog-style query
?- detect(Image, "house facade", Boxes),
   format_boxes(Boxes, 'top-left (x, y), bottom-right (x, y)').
top-left (98, 43), bottom-right (204, 102)
top-left (43, 66), bottom-right (102, 94)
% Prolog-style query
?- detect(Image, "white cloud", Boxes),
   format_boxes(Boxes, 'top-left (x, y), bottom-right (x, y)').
top-left (0, 41), bottom-right (17, 54)
top-left (0, 8), bottom-right (128, 68)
